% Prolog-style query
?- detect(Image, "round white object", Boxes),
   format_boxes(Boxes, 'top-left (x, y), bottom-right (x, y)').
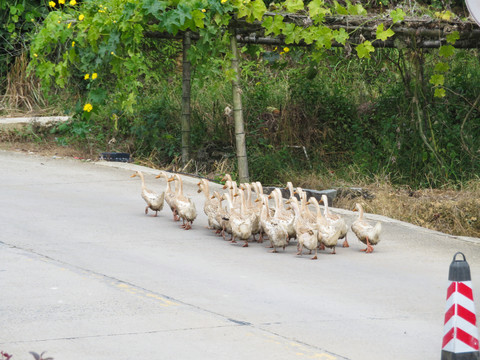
top-left (466, 0), bottom-right (480, 26)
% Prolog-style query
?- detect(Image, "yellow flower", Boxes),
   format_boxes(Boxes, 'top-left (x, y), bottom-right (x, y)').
top-left (59, 0), bottom-right (65, 4)
top-left (33, 53), bottom-right (38, 58)
top-left (67, 22), bottom-right (72, 28)
top-left (71, 41), bottom-right (75, 47)
top-left (221, 0), bottom-right (227, 3)
top-left (283, 47), bottom-right (290, 53)
top-left (84, 73), bottom-right (90, 80)
top-left (49, 1), bottom-right (56, 7)
top-left (111, 51), bottom-right (114, 55)
top-left (83, 103), bottom-right (93, 112)
top-left (92, 73), bottom-right (98, 80)
top-left (201, 8), bottom-right (206, 12)
top-left (78, 14), bottom-right (84, 21)
top-left (70, 0), bottom-right (77, 5)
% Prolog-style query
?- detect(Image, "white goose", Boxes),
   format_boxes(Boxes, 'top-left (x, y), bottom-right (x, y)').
top-left (223, 189), bottom-right (252, 247)
top-left (285, 181), bottom-right (295, 200)
top-left (168, 174), bottom-right (197, 230)
top-left (131, 171), bottom-right (164, 216)
top-left (269, 188), bottom-right (296, 241)
top-left (155, 171), bottom-right (178, 221)
top-left (258, 194), bottom-right (288, 252)
top-left (295, 187), bottom-right (316, 223)
top-left (310, 197), bottom-right (341, 254)
top-left (321, 194), bottom-right (349, 248)
top-left (211, 191), bottom-right (232, 240)
top-left (288, 197), bottom-right (319, 260)
top-left (197, 178), bottom-right (221, 232)
top-left (253, 182), bottom-right (268, 243)
top-left (223, 180), bottom-right (240, 208)
top-left (241, 182), bottom-right (261, 241)
top-left (351, 203), bottom-right (382, 253)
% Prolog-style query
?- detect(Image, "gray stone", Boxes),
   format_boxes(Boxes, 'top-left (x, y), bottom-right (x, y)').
top-left (336, 187), bottom-right (375, 200)
top-left (0, 116), bottom-right (70, 131)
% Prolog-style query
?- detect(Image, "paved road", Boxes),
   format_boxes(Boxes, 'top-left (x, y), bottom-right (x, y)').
top-left (1, 150), bottom-right (479, 360)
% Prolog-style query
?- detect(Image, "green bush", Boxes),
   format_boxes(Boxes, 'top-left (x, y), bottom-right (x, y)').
top-left (131, 96), bottom-right (181, 161)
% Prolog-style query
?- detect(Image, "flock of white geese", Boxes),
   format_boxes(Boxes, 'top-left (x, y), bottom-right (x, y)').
top-left (131, 171), bottom-right (382, 259)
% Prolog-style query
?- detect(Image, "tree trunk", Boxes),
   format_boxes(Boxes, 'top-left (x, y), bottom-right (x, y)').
top-left (412, 49), bottom-right (447, 179)
top-left (230, 33), bottom-right (250, 183)
top-left (181, 31), bottom-right (192, 168)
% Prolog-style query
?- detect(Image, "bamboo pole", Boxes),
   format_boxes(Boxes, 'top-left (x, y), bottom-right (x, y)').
top-left (146, 15), bottom-right (480, 49)
top-left (147, 30), bottom-right (480, 48)
top-left (181, 31), bottom-right (192, 168)
top-left (230, 32), bottom-right (250, 183)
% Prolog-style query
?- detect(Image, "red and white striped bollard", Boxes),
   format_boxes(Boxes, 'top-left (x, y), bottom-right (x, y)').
top-left (442, 252), bottom-right (480, 360)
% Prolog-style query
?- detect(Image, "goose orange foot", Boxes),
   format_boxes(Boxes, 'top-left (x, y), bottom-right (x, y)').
top-left (360, 238), bottom-right (374, 253)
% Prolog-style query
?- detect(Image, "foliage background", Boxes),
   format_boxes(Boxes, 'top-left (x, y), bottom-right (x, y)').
top-left (0, 0), bottom-right (478, 189)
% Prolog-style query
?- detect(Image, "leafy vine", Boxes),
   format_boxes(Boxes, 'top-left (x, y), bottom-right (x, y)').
top-left (30, 0), bottom-right (463, 116)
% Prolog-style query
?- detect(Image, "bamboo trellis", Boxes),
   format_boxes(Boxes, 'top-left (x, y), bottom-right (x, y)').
top-left (147, 15), bottom-right (480, 182)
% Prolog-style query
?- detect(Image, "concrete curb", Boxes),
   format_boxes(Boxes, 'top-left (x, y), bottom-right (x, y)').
top-left (0, 116), bottom-right (70, 130)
